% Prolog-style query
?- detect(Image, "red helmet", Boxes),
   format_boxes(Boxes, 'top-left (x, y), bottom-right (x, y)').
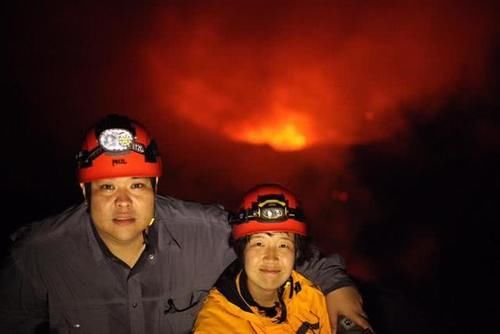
top-left (230, 184), bottom-right (307, 240)
top-left (76, 114), bottom-right (162, 183)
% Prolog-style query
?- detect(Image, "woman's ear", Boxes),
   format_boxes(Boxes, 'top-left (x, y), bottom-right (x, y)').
top-left (295, 248), bottom-right (301, 262)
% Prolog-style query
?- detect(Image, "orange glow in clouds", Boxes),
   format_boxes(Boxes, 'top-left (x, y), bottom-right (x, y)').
top-left (229, 104), bottom-right (314, 151)
top-left (238, 122), bottom-right (307, 151)
top-left (145, 2), bottom-right (495, 151)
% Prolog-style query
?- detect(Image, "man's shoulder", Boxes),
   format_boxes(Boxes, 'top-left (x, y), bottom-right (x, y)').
top-left (292, 270), bottom-right (324, 295)
top-left (155, 194), bottom-right (228, 226)
top-left (10, 203), bottom-right (88, 247)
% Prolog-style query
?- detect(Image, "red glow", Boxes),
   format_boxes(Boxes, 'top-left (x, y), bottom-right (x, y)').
top-left (237, 122), bottom-right (307, 151)
top-left (228, 105), bottom-right (313, 151)
top-left (145, 2), bottom-right (495, 151)
top-left (331, 190), bottom-right (350, 203)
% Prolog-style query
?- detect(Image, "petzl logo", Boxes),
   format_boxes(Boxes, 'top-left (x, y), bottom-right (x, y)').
top-left (112, 159), bottom-right (127, 166)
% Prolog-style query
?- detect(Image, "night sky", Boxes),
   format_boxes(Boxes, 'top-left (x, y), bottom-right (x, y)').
top-left (5, 1), bottom-right (500, 333)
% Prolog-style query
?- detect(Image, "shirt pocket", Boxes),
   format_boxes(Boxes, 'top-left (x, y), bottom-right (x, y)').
top-left (160, 290), bottom-right (207, 334)
top-left (50, 305), bottom-right (110, 334)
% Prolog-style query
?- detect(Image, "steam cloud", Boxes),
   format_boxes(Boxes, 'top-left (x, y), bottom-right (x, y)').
top-left (146, 1), bottom-right (497, 150)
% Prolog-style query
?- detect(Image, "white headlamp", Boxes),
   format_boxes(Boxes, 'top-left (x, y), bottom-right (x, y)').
top-left (259, 200), bottom-right (287, 221)
top-left (229, 196), bottom-right (305, 224)
top-left (99, 128), bottom-right (134, 152)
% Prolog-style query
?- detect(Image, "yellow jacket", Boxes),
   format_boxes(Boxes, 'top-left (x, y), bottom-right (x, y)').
top-left (193, 270), bottom-right (331, 334)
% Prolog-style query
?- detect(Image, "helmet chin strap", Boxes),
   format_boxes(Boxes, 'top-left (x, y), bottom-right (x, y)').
top-left (150, 182), bottom-right (158, 227)
top-left (80, 183), bottom-right (89, 207)
top-left (80, 183), bottom-right (86, 199)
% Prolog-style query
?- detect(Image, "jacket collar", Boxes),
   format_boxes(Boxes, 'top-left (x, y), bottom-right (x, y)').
top-left (215, 265), bottom-right (298, 321)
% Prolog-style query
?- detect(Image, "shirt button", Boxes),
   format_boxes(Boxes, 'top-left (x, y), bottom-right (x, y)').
top-left (147, 254), bottom-right (155, 261)
top-left (73, 323), bottom-right (81, 328)
top-left (132, 302), bottom-right (138, 308)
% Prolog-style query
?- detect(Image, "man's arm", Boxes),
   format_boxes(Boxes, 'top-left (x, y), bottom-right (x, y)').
top-left (0, 249), bottom-right (49, 333)
top-left (295, 249), bottom-right (352, 293)
top-left (326, 286), bottom-right (372, 332)
top-left (295, 249), bottom-right (373, 332)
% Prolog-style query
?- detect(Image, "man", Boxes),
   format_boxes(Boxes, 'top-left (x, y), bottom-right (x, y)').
top-left (0, 114), bottom-right (370, 333)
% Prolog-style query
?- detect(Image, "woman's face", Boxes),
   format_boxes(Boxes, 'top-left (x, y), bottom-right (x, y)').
top-left (243, 232), bottom-right (295, 301)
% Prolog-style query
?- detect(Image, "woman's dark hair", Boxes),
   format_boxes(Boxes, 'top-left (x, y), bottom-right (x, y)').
top-left (231, 233), bottom-right (313, 267)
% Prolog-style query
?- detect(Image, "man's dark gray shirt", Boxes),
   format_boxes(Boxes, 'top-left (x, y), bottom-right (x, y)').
top-left (0, 195), bottom-right (352, 334)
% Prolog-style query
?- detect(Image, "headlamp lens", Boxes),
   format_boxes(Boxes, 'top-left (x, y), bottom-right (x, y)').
top-left (229, 196), bottom-right (304, 225)
top-left (261, 206), bottom-right (285, 220)
top-left (99, 129), bottom-right (133, 152)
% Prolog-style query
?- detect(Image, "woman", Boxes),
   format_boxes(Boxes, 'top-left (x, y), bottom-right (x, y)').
top-left (193, 184), bottom-right (332, 333)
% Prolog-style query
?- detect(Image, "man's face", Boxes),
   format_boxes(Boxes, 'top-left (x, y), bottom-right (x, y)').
top-left (244, 232), bottom-right (295, 298)
top-left (89, 177), bottom-right (155, 247)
